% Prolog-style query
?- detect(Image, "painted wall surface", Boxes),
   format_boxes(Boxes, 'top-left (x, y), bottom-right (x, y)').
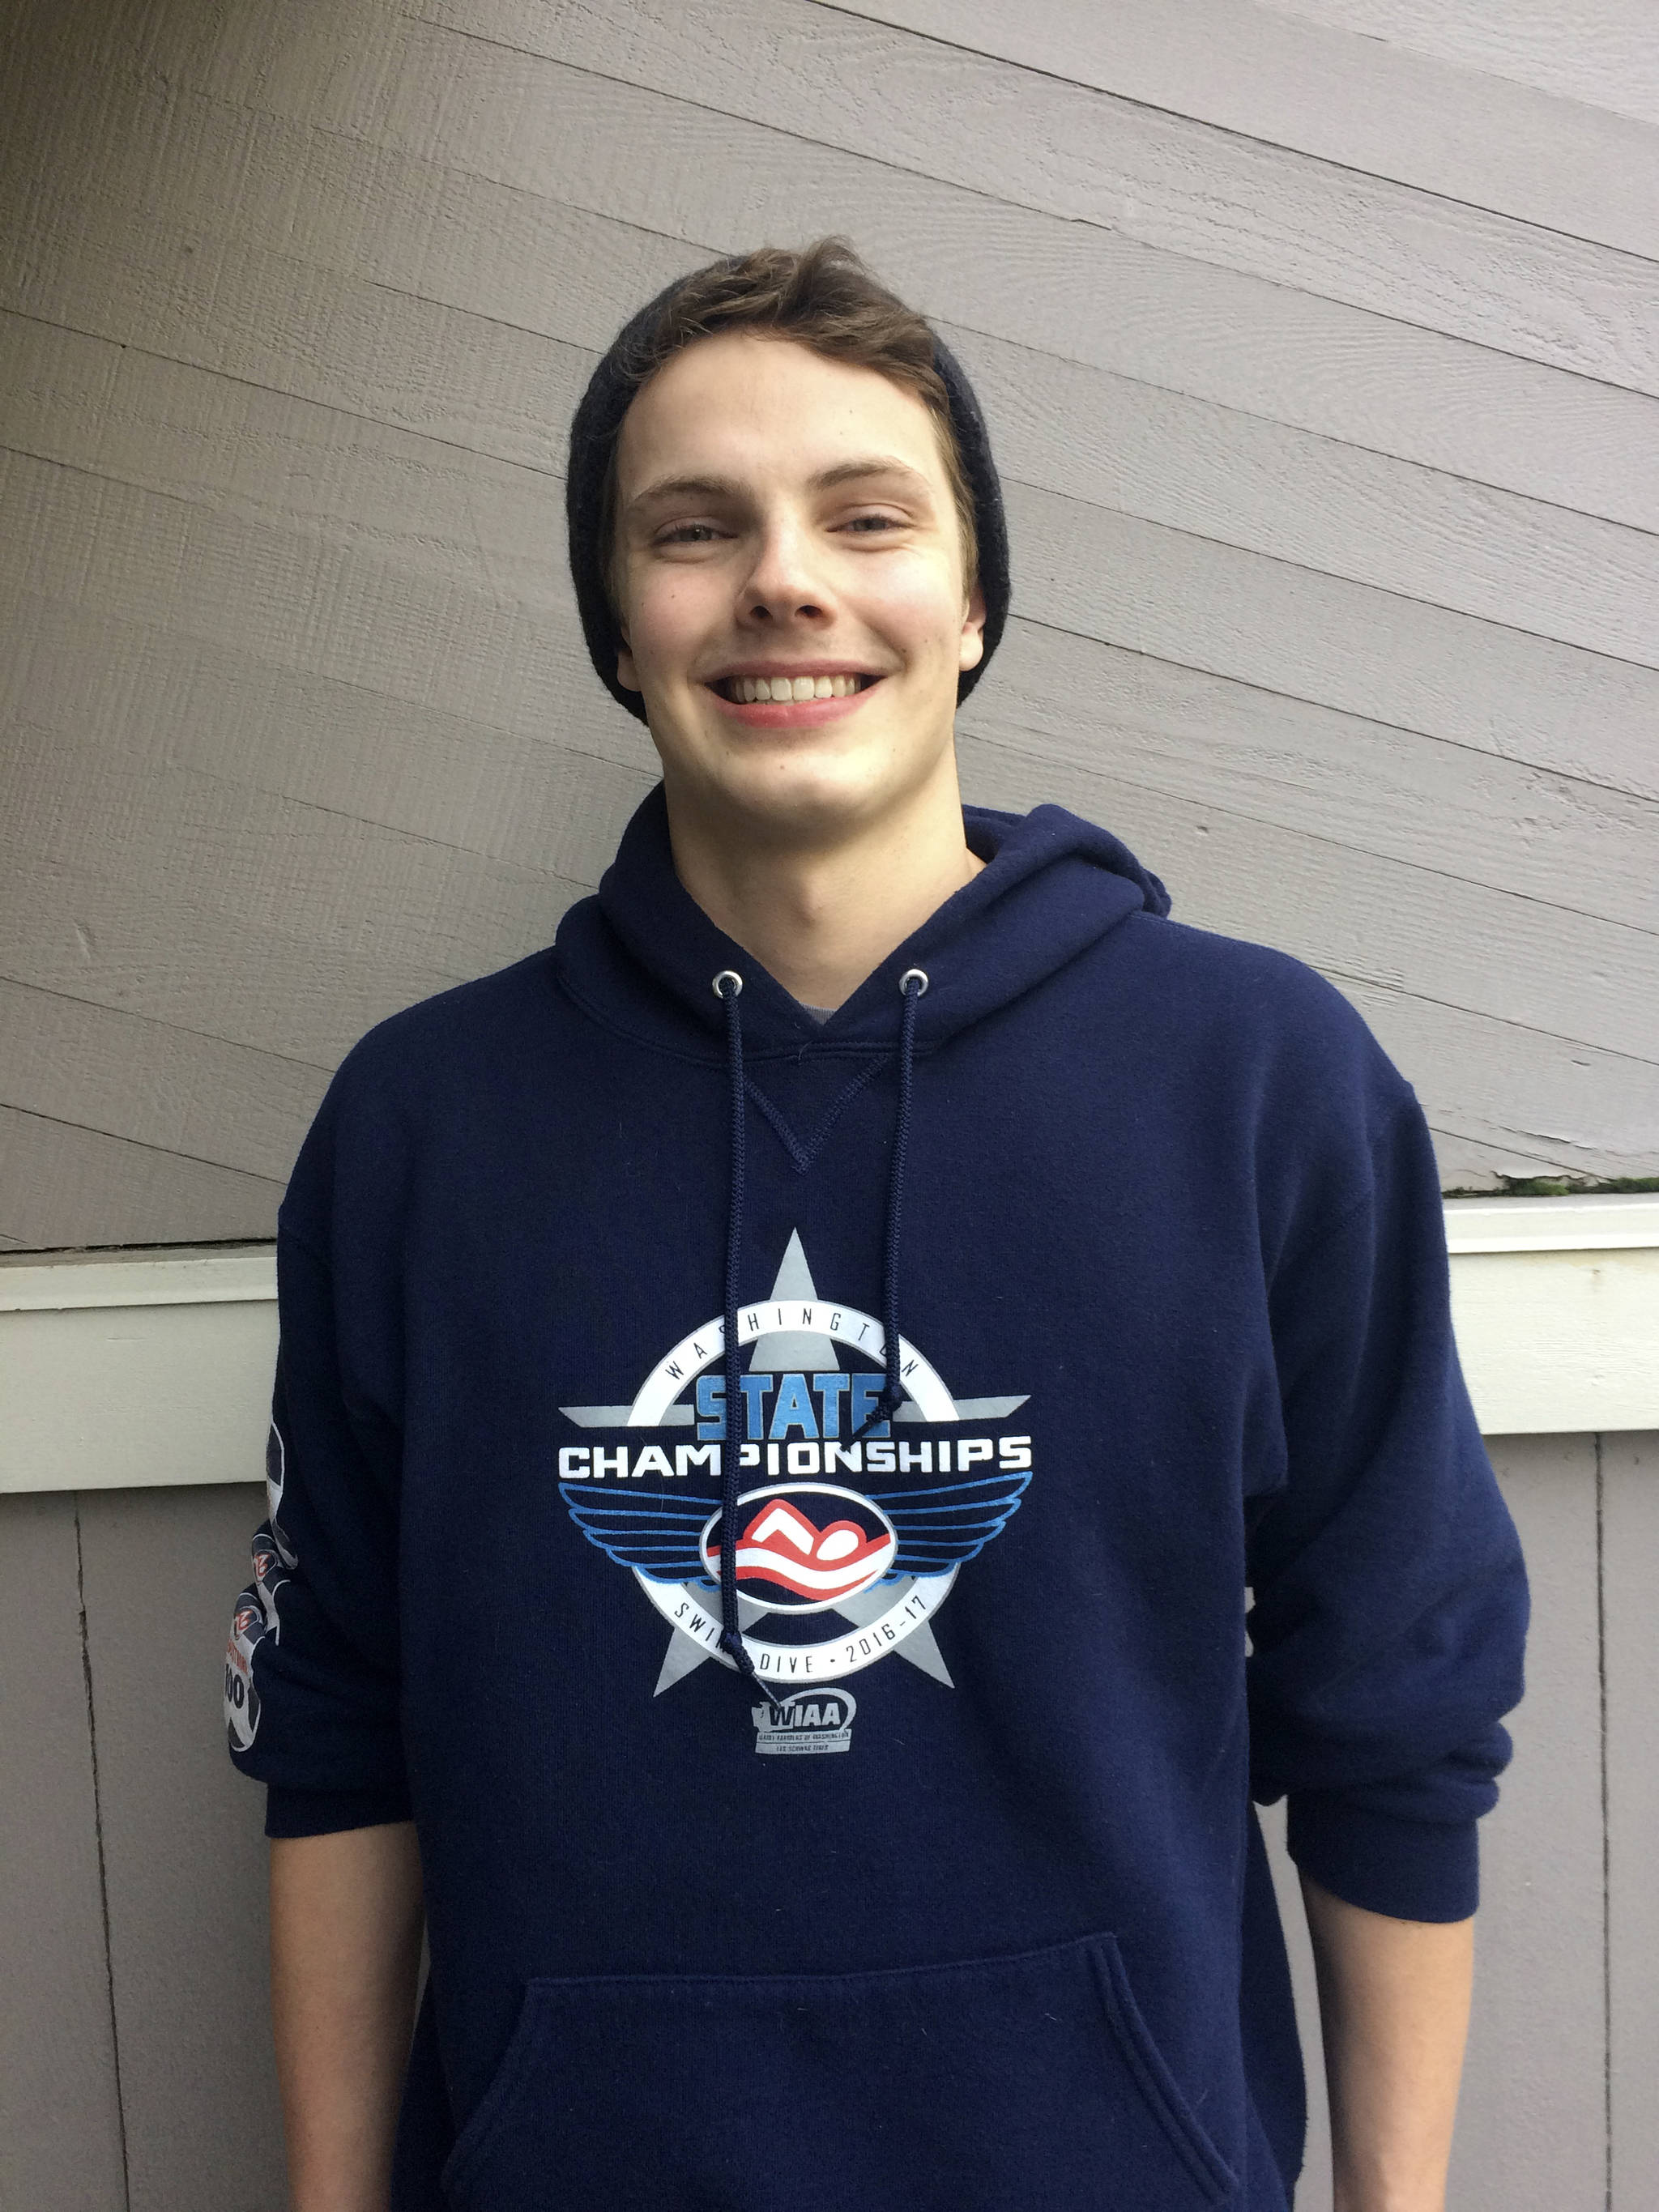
top-left (2, 1440), bottom-right (1651, 2209)
top-left (2, 0), bottom-right (1659, 1250)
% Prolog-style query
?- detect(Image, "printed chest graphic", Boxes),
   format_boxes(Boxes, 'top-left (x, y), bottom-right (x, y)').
top-left (557, 1231), bottom-right (1032, 1728)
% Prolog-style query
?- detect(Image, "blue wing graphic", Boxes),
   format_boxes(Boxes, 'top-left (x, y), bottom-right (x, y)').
top-left (561, 1471), bottom-right (1029, 1588)
top-left (560, 1485), bottom-right (711, 1583)
top-left (867, 1471), bottom-right (1030, 1579)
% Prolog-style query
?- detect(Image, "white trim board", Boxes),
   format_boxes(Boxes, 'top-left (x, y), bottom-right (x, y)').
top-left (1, 1247), bottom-right (280, 1498)
top-left (2, 1200), bottom-right (1657, 1493)
top-left (1443, 1194), bottom-right (1659, 1254)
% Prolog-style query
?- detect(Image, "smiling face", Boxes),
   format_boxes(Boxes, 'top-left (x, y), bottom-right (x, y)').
top-left (611, 330), bottom-right (986, 850)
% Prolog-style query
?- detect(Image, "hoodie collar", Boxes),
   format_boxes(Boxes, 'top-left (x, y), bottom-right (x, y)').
top-left (559, 781), bottom-right (1169, 1059)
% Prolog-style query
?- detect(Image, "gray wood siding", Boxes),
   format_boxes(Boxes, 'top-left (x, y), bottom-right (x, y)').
top-left (0, 1493), bottom-right (127, 2210)
top-left (1605, 1433), bottom-right (1659, 2206)
top-left (77, 1485), bottom-right (288, 2212)
top-left (2, 0), bottom-right (1657, 1244)
top-left (1, 1438), bottom-right (1647, 2208)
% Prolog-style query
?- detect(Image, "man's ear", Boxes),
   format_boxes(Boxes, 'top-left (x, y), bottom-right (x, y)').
top-left (615, 606), bottom-right (642, 693)
top-left (958, 580), bottom-right (987, 673)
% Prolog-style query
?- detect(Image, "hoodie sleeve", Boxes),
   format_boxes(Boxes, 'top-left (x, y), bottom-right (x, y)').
top-left (223, 1103), bottom-right (412, 1839)
top-left (1245, 1089), bottom-right (1529, 1923)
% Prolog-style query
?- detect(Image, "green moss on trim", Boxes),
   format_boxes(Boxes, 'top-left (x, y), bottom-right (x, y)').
top-left (1440, 1174), bottom-right (1659, 1199)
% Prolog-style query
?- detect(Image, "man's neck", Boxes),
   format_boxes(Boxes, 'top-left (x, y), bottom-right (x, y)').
top-left (664, 772), bottom-right (984, 1011)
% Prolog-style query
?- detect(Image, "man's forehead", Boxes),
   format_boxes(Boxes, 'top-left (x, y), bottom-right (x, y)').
top-left (615, 333), bottom-right (944, 493)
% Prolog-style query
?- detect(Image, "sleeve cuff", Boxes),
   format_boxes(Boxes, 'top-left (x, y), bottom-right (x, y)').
top-left (1286, 1793), bottom-right (1479, 1921)
top-left (265, 1779), bottom-right (414, 1839)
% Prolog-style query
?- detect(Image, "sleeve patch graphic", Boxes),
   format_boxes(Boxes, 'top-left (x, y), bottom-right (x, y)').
top-left (224, 1514), bottom-right (289, 1751)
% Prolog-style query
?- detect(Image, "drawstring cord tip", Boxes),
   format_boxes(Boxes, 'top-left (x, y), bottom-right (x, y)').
top-left (719, 1626), bottom-right (789, 1719)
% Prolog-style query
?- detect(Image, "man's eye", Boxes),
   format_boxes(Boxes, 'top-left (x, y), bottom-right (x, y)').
top-left (658, 523), bottom-right (723, 545)
top-left (843, 514), bottom-right (903, 534)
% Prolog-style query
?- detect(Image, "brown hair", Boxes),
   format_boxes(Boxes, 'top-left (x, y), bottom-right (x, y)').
top-left (599, 237), bottom-right (978, 613)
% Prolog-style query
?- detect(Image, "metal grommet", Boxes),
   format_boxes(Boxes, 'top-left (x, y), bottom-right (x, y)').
top-left (898, 967), bottom-right (930, 996)
top-left (711, 969), bottom-right (744, 999)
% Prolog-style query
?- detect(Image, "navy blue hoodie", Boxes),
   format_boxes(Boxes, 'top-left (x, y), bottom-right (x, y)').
top-left (226, 786), bottom-right (1528, 2212)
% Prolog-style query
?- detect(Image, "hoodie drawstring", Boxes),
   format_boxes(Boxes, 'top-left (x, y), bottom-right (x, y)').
top-left (851, 967), bottom-right (927, 1442)
top-left (711, 964), bottom-right (928, 1703)
top-left (712, 969), bottom-right (765, 1704)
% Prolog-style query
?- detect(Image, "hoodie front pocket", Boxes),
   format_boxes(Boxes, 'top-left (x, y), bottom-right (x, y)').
top-left (441, 1932), bottom-right (1238, 2211)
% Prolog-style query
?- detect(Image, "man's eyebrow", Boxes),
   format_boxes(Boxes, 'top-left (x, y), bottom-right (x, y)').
top-left (625, 473), bottom-right (744, 515)
top-left (624, 455), bottom-right (935, 517)
top-left (807, 455), bottom-right (935, 495)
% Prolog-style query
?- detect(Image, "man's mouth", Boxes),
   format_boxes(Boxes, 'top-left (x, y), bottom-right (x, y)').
top-left (707, 671), bottom-right (881, 705)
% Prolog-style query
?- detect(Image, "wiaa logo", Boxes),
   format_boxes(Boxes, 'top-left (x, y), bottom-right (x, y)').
top-left (753, 1686), bottom-right (856, 1755)
top-left (701, 1484), bottom-right (897, 1613)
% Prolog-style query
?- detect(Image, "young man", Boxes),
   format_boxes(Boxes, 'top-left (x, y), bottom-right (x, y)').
top-left (227, 240), bottom-right (1529, 2212)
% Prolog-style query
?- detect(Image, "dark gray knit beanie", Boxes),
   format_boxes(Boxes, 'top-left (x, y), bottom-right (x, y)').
top-left (565, 255), bottom-right (1010, 724)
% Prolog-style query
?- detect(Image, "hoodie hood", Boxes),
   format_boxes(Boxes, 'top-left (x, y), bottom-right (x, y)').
top-left (556, 782), bottom-right (1171, 1058)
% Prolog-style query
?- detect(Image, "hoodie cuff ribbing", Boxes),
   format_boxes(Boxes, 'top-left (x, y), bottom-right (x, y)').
top-left (1286, 1794), bottom-right (1479, 1923)
top-left (264, 1779), bottom-right (413, 1839)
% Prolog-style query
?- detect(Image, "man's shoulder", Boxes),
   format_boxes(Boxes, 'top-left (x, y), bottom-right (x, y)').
top-left (1116, 908), bottom-right (1387, 1060)
top-left (330, 945), bottom-right (564, 1098)
top-left (1102, 910), bottom-right (1421, 1179)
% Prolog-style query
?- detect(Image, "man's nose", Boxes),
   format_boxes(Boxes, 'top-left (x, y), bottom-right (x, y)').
top-left (740, 514), bottom-right (831, 624)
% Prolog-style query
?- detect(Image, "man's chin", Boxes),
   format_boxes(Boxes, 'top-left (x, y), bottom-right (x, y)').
top-left (650, 717), bottom-right (838, 797)
top-left (647, 690), bottom-right (956, 843)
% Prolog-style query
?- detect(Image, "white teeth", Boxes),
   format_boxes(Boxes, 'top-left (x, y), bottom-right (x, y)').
top-left (726, 672), bottom-right (870, 702)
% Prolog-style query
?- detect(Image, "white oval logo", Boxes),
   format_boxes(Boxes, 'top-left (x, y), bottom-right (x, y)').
top-left (700, 1484), bottom-right (898, 1614)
